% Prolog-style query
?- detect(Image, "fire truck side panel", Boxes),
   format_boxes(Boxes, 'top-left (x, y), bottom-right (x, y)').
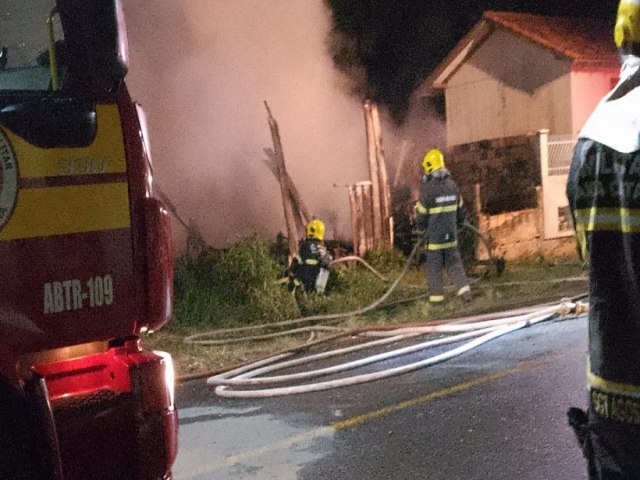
top-left (0, 103), bottom-right (142, 356)
top-left (0, 2), bottom-right (177, 478)
top-left (117, 86), bottom-right (173, 334)
top-left (0, 230), bottom-right (136, 352)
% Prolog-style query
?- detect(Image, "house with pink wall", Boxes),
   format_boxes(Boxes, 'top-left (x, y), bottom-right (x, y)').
top-left (417, 11), bottom-right (619, 146)
top-left (414, 11), bottom-right (621, 259)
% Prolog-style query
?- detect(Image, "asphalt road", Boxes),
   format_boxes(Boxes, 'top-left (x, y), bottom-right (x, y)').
top-left (173, 314), bottom-right (589, 480)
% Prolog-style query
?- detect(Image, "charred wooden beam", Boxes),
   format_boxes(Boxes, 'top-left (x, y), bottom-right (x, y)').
top-left (264, 101), bottom-right (310, 257)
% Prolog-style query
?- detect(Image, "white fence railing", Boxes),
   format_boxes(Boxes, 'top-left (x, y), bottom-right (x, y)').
top-left (538, 129), bottom-right (577, 239)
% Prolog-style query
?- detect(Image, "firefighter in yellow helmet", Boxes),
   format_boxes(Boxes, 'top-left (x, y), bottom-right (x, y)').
top-left (566, 1), bottom-right (640, 478)
top-left (288, 218), bottom-right (332, 294)
top-left (414, 149), bottom-right (471, 304)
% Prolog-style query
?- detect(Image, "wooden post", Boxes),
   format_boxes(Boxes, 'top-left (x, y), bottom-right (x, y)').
top-left (474, 183), bottom-right (489, 261)
top-left (348, 186), bottom-right (360, 256)
top-left (340, 180), bottom-right (374, 256)
top-left (361, 182), bottom-right (375, 252)
top-left (363, 100), bottom-right (393, 251)
top-left (264, 101), bottom-right (305, 257)
top-left (262, 147), bottom-right (310, 228)
top-left (364, 100), bottom-right (382, 249)
top-left (370, 102), bottom-right (392, 249)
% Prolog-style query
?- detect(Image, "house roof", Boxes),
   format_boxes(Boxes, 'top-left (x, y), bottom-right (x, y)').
top-left (418, 11), bottom-right (619, 96)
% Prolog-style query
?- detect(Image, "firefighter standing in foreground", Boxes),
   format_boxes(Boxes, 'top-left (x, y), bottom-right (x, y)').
top-left (288, 219), bottom-right (332, 294)
top-left (566, 1), bottom-right (640, 477)
top-left (414, 149), bottom-right (472, 304)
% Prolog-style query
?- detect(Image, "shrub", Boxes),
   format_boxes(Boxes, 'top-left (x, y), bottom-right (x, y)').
top-left (171, 235), bottom-right (299, 327)
top-left (212, 236), bottom-right (282, 306)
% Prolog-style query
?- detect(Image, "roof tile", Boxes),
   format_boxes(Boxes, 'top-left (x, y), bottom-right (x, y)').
top-left (484, 11), bottom-right (618, 66)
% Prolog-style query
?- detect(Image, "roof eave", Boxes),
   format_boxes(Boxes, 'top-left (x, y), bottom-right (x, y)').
top-left (415, 12), bottom-right (620, 98)
top-left (416, 18), bottom-right (493, 98)
top-left (572, 58), bottom-right (621, 69)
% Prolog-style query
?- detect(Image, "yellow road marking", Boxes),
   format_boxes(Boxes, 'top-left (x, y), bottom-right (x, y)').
top-left (179, 353), bottom-right (568, 478)
top-left (331, 357), bottom-right (551, 430)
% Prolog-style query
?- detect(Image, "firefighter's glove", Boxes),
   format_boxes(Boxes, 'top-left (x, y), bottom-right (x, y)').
top-left (411, 227), bottom-right (425, 242)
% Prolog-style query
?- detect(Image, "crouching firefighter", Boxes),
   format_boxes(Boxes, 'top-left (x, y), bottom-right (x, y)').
top-left (566, 1), bottom-right (640, 477)
top-left (414, 149), bottom-right (472, 304)
top-left (288, 219), bottom-right (332, 294)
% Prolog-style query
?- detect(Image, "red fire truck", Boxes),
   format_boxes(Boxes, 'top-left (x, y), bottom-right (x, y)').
top-left (0, 1), bottom-right (177, 479)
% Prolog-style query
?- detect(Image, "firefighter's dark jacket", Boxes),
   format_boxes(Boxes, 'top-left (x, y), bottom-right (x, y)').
top-left (288, 238), bottom-right (331, 292)
top-left (415, 169), bottom-right (466, 250)
top-left (566, 57), bottom-right (640, 425)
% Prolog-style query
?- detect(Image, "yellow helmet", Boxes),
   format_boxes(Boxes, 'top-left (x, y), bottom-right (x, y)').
top-left (422, 149), bottom-right (445, 175)
top-left (615, 0), bottom-right (640, 49)
top-left (306, 219), bottom-right (325, 240)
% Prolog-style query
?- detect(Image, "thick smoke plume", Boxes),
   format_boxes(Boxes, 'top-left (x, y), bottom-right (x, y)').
top-left (123, 0), bottom-right (370, 248)
top-left (323, 0), bottom-right (612, 124)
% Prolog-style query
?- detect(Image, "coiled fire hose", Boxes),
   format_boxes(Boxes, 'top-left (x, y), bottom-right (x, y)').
top-left (181, 229), bottom-right (587, 391)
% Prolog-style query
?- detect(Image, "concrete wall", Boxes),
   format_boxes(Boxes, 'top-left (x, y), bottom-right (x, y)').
top-left (476, 201), bottom-right (577, 261)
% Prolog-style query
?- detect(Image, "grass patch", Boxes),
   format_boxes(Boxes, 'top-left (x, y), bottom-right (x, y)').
top-left (171, 235), bottom-right (300, 327)
top-left (143, 238), bottom-right (588, 377)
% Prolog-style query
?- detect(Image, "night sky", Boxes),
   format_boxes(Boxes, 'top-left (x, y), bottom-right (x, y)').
top-left (324, 0), bottom-right (618, 123)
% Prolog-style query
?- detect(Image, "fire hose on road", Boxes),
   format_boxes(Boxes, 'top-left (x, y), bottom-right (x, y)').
top-left (183, 232), bottom-right (587, 395)
top-left (206, 299), bottom-right (588, 398)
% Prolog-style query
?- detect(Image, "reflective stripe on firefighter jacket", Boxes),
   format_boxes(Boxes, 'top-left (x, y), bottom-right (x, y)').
top-left (415, 170), bottom-right (471, 303)
top-left (414, 170), bottom-right (466, 251)
top-left (566, 54), bottom-right (640, 425)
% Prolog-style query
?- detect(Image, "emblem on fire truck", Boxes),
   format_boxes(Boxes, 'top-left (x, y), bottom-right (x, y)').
top-left (0, 128), bottom-right (18, 231)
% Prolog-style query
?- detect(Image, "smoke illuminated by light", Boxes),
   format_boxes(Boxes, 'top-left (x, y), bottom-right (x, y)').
top-left (123, 0), bottom-right (371, 248)
top-left (122, 0), bottom-right (446, 250)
